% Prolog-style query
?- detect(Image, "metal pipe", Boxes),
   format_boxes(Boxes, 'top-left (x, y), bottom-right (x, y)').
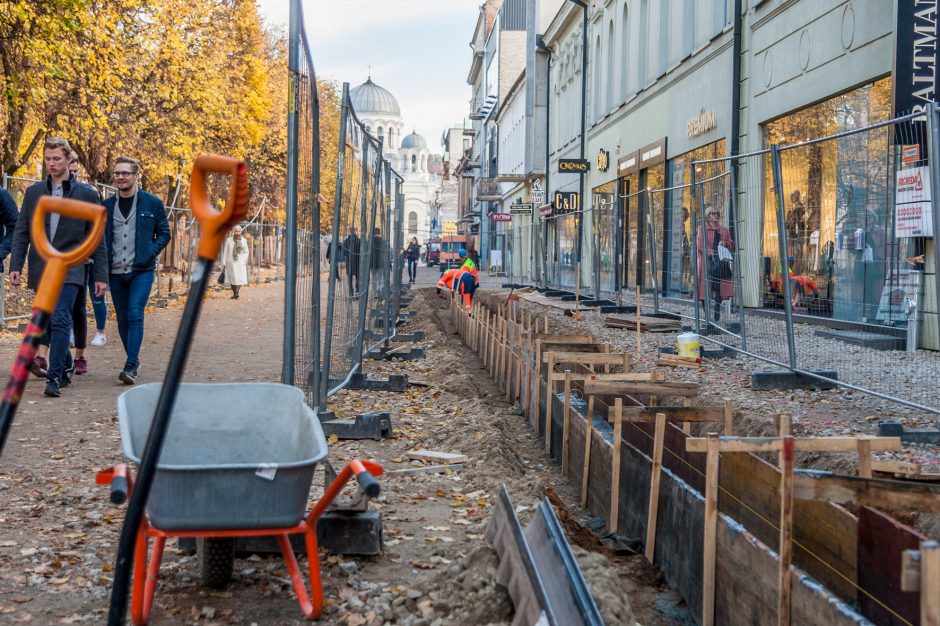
top-left (728, 159), bottom-right (747, 351)
top-left (770, 143), bottom-right (798, 369)
top-left (281, 0), bottom-right (301, 385)
top-left (537, 36), bottom-right (552, 290)
top-left (573, 0), bottom-right (588, 274)
top-left (690, 165), bottom-right (701, 334)
top-left (644, 188), bottom-right (660, 313)
top-left (309, 65), bottom-right (322, 408)
top-left (926, 101), bottom-right (940, 354)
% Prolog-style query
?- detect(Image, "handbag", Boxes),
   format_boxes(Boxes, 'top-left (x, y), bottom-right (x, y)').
top-left (708, 233), bottom-right (733, 281)
top-left (218, 268), bottom-right (226, 284)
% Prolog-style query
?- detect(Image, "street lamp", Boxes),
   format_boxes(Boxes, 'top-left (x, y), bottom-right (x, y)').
top-left (569, 0), bottom-right (588, 273)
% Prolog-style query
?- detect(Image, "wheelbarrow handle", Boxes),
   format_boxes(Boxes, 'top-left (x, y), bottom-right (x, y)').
top-left (30, 197), bottom-right (106, 313)
top-left (189, 155), bottom-right (250, 261)
top-left (96, 465), bottom-right (132, 505)
top-left (353, 463), bottom-right (381, 499)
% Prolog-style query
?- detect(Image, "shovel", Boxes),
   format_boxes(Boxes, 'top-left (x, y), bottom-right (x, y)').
top-left (107, 155), bottom-right (249, 625)
top-left (0, 197), bottom-right (106, 457)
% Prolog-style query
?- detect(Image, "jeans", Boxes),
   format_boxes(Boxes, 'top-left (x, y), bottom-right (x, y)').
top-left (48, 284), bottom-right (80, 383)
top-left (408, 258), bottom-right (417, 281)
top-left (88, 267), bottom-right (107, 331)
top-left (109, 270), bottom-right (155, 367)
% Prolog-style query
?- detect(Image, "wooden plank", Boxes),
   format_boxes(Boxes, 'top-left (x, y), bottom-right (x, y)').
top-left (858, 506), bottom-right (923, 624)
top-left (901, 549), bottom-right (921, 592)
top-left (686, 436), bottom-right (902, 454)
top-left (794, 471), bottom-right (940, 512)
top-left (723, 399), bottom-right (733, 437)
top-left (645, 413), bottom-right (666, 562)
top-left (542, 351), bottom-right (631, 366)
top-left (703, 433), bottom-right (720, 626)
top-left (923, 541), bottom-right (940, 625)
top-left (777, 413), bottom-right (791, 467)
top-left (549, 371), bottom-right (661, 383)
top-left (857, 438), bottom-right (872, 479)
top-left (531, 339), bottom-right (542, 428)
top-left (635, 289), bottom-right (642, 360)
top-left (779, 436), bottom-right (794, 626)
top-left (610, 398), bottom-right (623, 533)
top-left (406, 450), bottom-right (470, 464)
top-left (544, 352), bottom-right (555, 449)
top-left (616, 405), bottom-right (725, 424)
top-left (532, 333), bottom-right (592, 343)
top-left (872, 459), bottom-right (923, 476)
top-left (562, 370), bottom-right (572, 476)
top-left (584, 380), bottom-right (700, 397)
top-left (657, 357), bottom-right (704, 369)
top-left (580, 395), bottom-right (594, 508)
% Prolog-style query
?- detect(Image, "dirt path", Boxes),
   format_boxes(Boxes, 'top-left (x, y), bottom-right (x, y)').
top-left (0, 281), bottom-right (684, 625)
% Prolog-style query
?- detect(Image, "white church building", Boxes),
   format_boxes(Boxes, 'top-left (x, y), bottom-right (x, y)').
top-left (350, 78), bottom-right (440, 246)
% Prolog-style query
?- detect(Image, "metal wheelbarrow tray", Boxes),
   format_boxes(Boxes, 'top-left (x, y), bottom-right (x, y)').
top-left (117, 382), bottom-right (327, 531)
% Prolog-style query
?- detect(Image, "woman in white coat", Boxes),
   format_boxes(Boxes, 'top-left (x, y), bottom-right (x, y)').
top-left (221, 225), bottom-right (250, 299)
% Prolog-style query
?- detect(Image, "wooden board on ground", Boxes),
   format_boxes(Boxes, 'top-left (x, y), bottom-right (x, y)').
top-left (521, 293), bottom-right (585, 311)
top-left (406, 450), bottom-right (470, 464)
top-left (615, 405), bottom-right (725, 424)
top-left (542, 351), bottom-right (630, 366)
top-left (584, 380), bottom-right (700, 397)
top-left (604, 315), bottom-right (681, 332)
top-left (871, 459), bottom-right (940, 481)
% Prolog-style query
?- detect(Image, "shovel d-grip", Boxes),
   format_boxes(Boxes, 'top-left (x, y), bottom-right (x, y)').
top-left (107, 155), bottom-right (249, 626)
top-left (0, 197), bottom-right (105, 457)
top-left (97, 459), bottom-right (383, 624)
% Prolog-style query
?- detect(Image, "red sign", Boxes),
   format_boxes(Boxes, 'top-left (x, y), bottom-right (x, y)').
top-left (491, 212), bottom-right (511, 222)
top-left (902, 144), bottom-right (921, 165)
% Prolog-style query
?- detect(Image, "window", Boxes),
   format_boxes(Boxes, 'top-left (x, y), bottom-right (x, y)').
top-left (683, 0), bottom-right (694, 56)
top-left (408, 212), bottom-right (418, 235)
top-left (593, 35), bottom-right (602, 121)
top-left (659, 0), bottom-right (670, 75)
top-left (411, 154), bottom-right (417, 173)
top-left (606, 21), bottom-right (615, 110)
top-left (638, 0), bottom-right (649, 88)
top-left (620, 4), bottom-right (629, 101)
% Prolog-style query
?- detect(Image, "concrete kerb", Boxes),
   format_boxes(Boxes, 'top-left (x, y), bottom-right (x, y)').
top-left (750, 370), bottom-right (839, 391)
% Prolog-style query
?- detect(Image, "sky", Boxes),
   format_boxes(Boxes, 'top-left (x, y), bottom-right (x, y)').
top-left (257, 0), bottom-right (481, 154)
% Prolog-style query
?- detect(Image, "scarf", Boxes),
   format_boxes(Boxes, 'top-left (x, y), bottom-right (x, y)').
top-left (232, 235), bottom-right (247, 260)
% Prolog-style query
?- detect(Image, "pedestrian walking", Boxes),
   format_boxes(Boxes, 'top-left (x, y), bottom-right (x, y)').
top-left (67, 154), bottom-right (107, 375)
top-left (343, 226), bottom-right (360, 296)
top-left (371, 227), bottom-right (387, 294)
top-left (326, 238), bottom-right (343, 281)
top-left (405, 237), bottom-right (420, 284)
top-left (696, 205), bottom-right (735, 322)
top-left (9, 137), bottom-right (108, 397)
top-left (104, 156), bottom-right (171, 385)
top-left (220, 225), bottom-right (249, 299)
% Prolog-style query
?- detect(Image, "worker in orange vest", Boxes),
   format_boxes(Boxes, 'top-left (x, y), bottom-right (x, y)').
top-left (436, 267), bottom-right (462, 297)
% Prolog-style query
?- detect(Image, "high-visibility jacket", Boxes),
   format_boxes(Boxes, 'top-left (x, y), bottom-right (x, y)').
top-left (436, 268), bottom-right (460, 291)
top-left (457, 270), bottom-right (476, 296)
top-left (460, 258), bottom-right (478, 280)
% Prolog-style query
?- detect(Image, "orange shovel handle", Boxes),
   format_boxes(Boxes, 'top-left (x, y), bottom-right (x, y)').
top-left (31, 197), bottom-right (106, 313)
top-left (189, 155), bottom-right (250, 260)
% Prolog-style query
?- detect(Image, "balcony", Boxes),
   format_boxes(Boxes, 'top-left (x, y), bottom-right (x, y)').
top-left (469, 95), bottom-right (498, 121)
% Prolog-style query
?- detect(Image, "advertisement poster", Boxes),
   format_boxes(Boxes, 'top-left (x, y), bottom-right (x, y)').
top-left (895, 166), bottom-right (933, 237)
top-left (875, 269), bottom-right (920, 323)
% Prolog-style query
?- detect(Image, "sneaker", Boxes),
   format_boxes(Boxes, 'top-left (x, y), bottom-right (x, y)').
top-left (74, 356), bottom-right (88, 375)
top-left (119, 364), bottom-right (139, 385)
top-left (43, 379), bottom-right (61, 398)
top-left (60, 364), bottom-right (74, 388)
top-left (28, 357), bottom-right (47, 379)
top-left (90, 332), bottom-right (107, 346)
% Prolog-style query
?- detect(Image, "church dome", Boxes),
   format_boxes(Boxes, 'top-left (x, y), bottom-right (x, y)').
top-left (401, 131), bottom-right (428, 150)
top-left (350, 78), bottom-right (400, 116)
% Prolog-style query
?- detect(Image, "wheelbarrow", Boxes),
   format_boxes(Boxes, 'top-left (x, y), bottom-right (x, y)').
top-left (97, 382), bottom-right (382, 624)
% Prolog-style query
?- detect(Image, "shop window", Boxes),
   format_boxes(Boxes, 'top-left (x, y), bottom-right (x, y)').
top-left (762, 78), bottom-right (901, 324)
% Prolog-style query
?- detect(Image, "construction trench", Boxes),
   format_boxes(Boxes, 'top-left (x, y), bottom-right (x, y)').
top-left (3, 281), bottom-right (940, 624)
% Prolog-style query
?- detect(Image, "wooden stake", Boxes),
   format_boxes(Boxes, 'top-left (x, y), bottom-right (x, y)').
top-left (603, 343), bottom-right (610, 374)
top-left (683, 396), bottom-right (693, 434)
top-left (703, 432), bottom-right (720, 626)
top-left (777, 412), bottom-right (791, 467)
top-left (532, 339), bottom-right (542, 427)
top-left (922, 541), bottom-right (940, 626)
top-left (562, 369), bottom-right (572, 475)
top-left (724, 398), bottom-right (733, 436)
top-left (505, 321), bottom-right (514, 401)
top-left (645, 412), bottom-right (667, 562)
top-left (623, 352), bottom-right (632, 373)
top-left (575, 261), bottom-right (581, 314)
top-left (778, 436), bottom-right (795, 626)
top-left (610, 398), bottom-right (624, 532)
top-left (515, 327), bottom-right (525, 404)
top-left (581, 394), bottom-right (595, 508)
top-left (544, 352), bottom-right (556, 449)
top-left (544, 316), bottom-right (549, 334)
top-left (857, 437), bottom-right (872, 478)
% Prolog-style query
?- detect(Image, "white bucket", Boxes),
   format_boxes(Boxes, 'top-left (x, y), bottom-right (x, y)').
top-left (677, 332), bottom-right (701, 359)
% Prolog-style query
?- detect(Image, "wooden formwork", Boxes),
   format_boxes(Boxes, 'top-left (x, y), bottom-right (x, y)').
top-left (454, 293), bottom-right (940, 626)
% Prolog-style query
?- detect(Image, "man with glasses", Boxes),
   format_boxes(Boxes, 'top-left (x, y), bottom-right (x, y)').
top-left (9, 137), bottom-right (108, 397)
top-left (104, 157), bottom-right (170, 384)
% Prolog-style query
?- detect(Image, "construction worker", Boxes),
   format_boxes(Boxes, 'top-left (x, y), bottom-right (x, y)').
top-left (436, 267), bottom-right (462, 297)
top-left (458, 248), bottom-right (477, 277)
top-left (456, 267), bottom-right (476, 311)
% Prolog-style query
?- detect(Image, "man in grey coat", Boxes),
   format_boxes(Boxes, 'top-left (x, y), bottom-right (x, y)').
top-left (9, 137), bottom-right (108, 397)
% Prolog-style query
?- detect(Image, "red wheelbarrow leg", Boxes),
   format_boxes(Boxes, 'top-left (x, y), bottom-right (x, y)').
top-left (276, 533), bottom-right (321, 619)
top-left (130, 522), bottom-right (165, 626)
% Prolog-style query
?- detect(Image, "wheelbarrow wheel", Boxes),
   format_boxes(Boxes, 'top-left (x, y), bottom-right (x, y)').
top-left (197, 538), bottom-right (235, 589)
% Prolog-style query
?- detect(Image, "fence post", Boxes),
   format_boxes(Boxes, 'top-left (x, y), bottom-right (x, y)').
top-left (690, 165), bottom-right (702, 334)
top-left (393, 177), bottom-right (403, 321)
top-left (309, 67), bottom-right (322, 410)
top-left (770, 143), bottom-right (798, 370)
top-left (383, 163), bottom-right (392, 346)
top-left (926, 102), bottom-right (940, 353)
top-left (644, 188), bottom-right (661, 314)
top-left (281, 0), bottom-right (301, 387)
top-left (320, 84), bottom-right (350, 407)
top-left (728, 157), bottom-right (748, 351)
top-left (355, 140), bottom-right (380, 371)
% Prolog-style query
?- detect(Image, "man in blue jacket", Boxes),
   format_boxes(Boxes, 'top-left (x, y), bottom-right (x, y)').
top-left (104, 157), bottom-right (170, 385)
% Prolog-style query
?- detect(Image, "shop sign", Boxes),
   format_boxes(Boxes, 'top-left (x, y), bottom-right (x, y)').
top-left (687, 109), bottom-right (717, 139)
top-left (902, 144), bottom-right (921, 165)
top-left (617, 151), bottom-right (639, 175)
top-left (639, 138), bottom-right (667, 168)
top-left (509, 203), bottom-right (532, 215)
top-left (894, 0), bottom-right (939, 115)
top-left (876, 270), bottom-right (920, 323)
top-left (539, 204), bottom-right (554, 217)
top-left (553, 191), bottom-right (580, 213)
top-left (895, 166), bottom-right (933, 237)
top-left (476, 177), bottom-right (501, 200)
top-left (531, 179), bottom-right (544, 206)
top-left (558, 158), bottom-right (590, 173)
top-left (596, 149), bottom-right (610, 172)
top-left (492, 212), bottom-right (512, 222)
